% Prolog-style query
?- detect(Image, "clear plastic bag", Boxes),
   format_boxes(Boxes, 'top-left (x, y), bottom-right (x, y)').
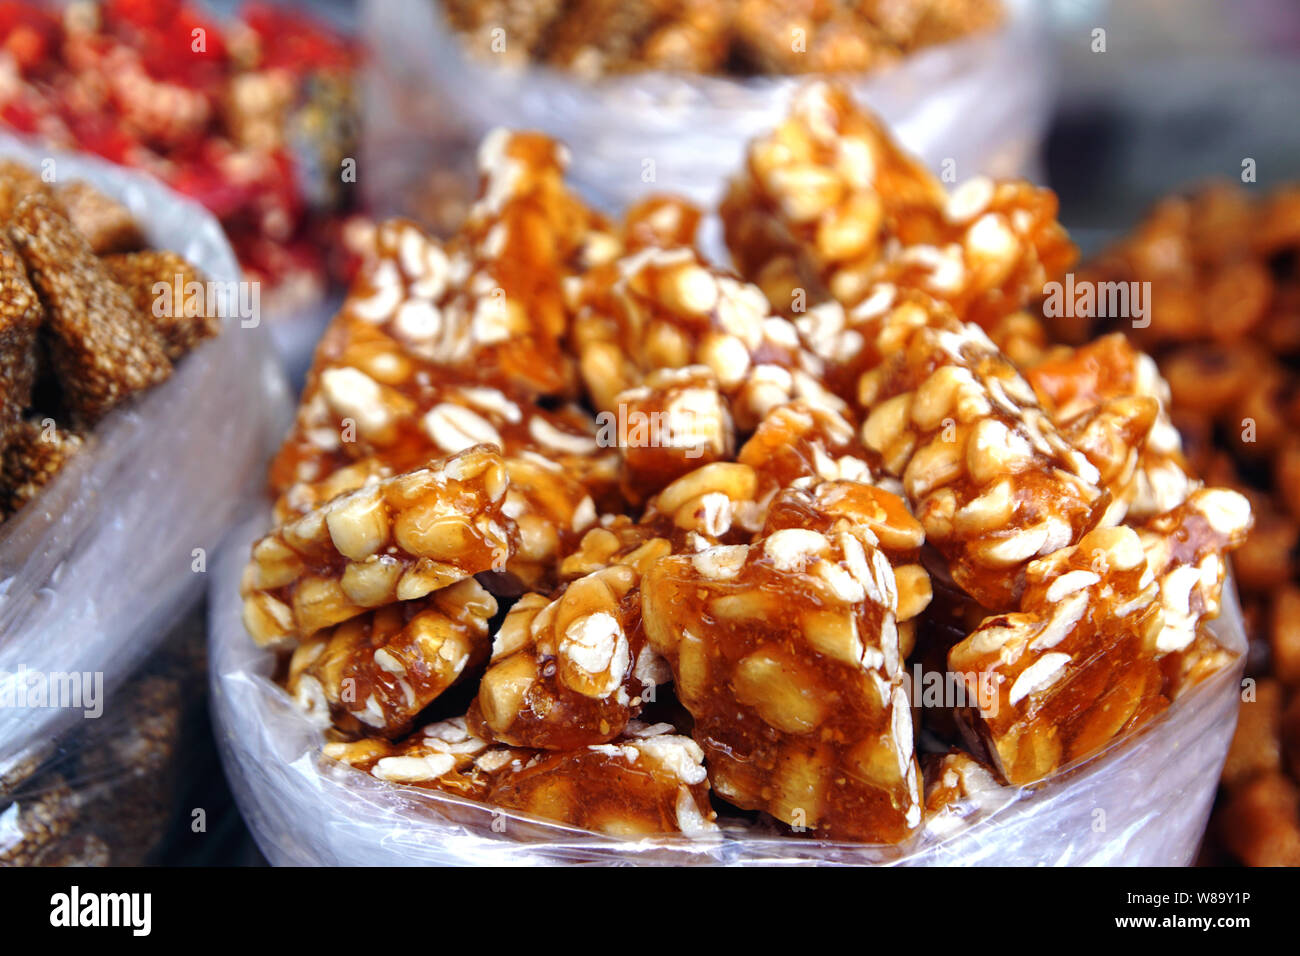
top-left (0, 137), bottom-right (293, 783)
top-left (361, 0), bottom-right (1053, 217)
top-left (211, 509), bottom-right (1245, 866)
top-left (0, 614), bottom-right (208, 866)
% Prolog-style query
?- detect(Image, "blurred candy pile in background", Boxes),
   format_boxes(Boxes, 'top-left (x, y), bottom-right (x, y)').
top-left (0, 0), bottom-right (362, 316)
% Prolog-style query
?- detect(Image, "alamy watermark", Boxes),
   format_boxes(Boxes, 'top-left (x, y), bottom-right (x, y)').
top-left (0, 666), bottom-right (103, 718)
top-left (904, 663), bottom-right (998, 716)
top-left (50, 886), bottom-right (151, 936)
top-left (1042, 273), bottom-right (1151, 329)
top-left (594, 403), bottom-right (714, 459)
top-left (152, 273), bottom-right (260, 328)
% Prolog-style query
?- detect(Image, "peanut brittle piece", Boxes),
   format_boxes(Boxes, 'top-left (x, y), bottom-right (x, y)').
top-left (949, 525), bottom-right (1164, 786)
top-left (723, 83), bottom-right (1074, 330)
top-left (324, 716), bottom-right (519, 800)
top-left (612, 365), bottom-right (735, 506)
top-left (721, 82), bottom-right (945, 316)
top-left (856, 295), bottom-right (1109, 608)
top-left (287, 579), bottom-right (496, 738)
top-left (874, 176), bottom-right (1076, 330)
top-left (450, 130), bottom-right (604, 395)
top-left (241, 445), bottom-right (517, 646)
top-left (568, 244), bottom-right (829, 429)
top-left (266, 310), bottom-right (616, 590)
top-left (268, 308), bottom-right (617, 493)
top-left (326, 717), bottom-right (717, 836)
top-left (7, 195), bottom-right (171, 424)
top-left (55, 180), bottom-right (145, 255)
top-left (102, 250), bottom-right (221, 359)
top-left (949, 488), bottom-right (1251, 785)
top-left (468, 564), bottom-right (669, 749)
top-left (345, 133), bottom-right (607, 399)
top-left (486, 722), bottom-right (717, 837)
top-left (0, 233), bottom-right (43, 450)
top-left (342, 231), bottom-right (561, 401)
top-left (272, 371), bottom-right (611, 592)
top-left (1, 418), bottom-right (84, 518)
top-left (642, 523), bottom-right (925, 842)
top-left (1137, 487), bottom-right (1253, 656)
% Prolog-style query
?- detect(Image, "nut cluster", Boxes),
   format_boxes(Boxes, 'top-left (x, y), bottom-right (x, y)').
top-left (248, 85), bottom-right (1251, 845)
